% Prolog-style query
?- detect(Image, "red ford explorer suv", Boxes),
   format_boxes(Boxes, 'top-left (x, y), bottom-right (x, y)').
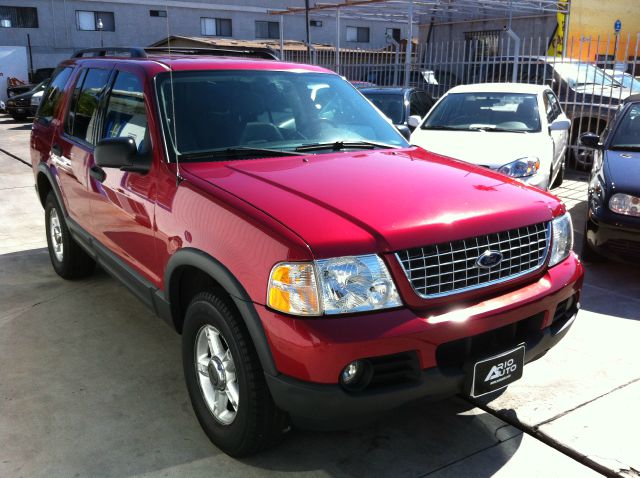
top-left (31, 47), bottom-right (583, 456)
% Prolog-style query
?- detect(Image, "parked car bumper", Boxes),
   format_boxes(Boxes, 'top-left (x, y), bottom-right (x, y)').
top-left (586, 204), bottom-right (640, 262)
top-left (260, 254), bottom-right (583, 425)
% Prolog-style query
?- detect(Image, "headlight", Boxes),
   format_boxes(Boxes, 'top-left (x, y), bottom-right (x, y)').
top-left (549, 213), bottom-right (574, 267)
top-left (31, 95), bottom-right (41, 106)
top-left (609, 193), bottom-right (640, 217)
top-left (498, 157), bottom-right (540, 178)
top-left (267, 255), bottom-right (401, 316)
top-left (7, 100), bottom-right (15, 106)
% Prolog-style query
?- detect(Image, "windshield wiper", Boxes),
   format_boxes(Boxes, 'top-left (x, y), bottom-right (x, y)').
top-left (294, 140), bottom-right (396, 152)
top-left (422, 125), bottom-right (466, 131)
top-left (179, 146), bottom-right (304, 161)
top-left (469, 126), bottom-right (528, 133)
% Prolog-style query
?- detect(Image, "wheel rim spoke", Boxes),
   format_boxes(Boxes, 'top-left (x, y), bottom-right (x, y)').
top-left (195, 324), bottom-right (239, 425)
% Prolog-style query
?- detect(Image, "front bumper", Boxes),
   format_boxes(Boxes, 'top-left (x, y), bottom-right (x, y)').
top-left (586, 203), bottom-right (640, 262)
top-left (266, 305), bottom-right (577, 427)
top-left (259, 254), bottom-right (583, 424)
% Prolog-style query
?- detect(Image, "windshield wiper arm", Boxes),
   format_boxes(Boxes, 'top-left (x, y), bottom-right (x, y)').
top-left (470, 126), bottom-right (528, 133)
top-left (294, 140), bottom-right (396, 152)
top-left (179, 146), bottom-right (304, 161)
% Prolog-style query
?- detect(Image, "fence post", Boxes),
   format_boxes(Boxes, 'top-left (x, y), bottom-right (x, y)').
top-left (335, 8), bottom-right (340, 74)
top-left (404, 0), bottom-right (414, 87)
top-left (279, 15), bottom-right (284, 60)
top-left (505, 28), bottom-right (521, 82)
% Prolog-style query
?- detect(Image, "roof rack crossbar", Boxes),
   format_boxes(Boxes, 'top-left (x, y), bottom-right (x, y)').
top-left (72, 47), bottom-right (148, 58)
top-left (144, 46), bottom-right (278, 60)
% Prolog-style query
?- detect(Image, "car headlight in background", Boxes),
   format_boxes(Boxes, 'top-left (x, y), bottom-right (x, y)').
top-left (609, 193), bottom-right (640, 217)
top-left (498, 157), bottom-right (540, 178)
top-left (31, 94), bottom-right (41, 106)
top-left (267, 254), bottom-right (401, 316)
top-left (549, 213), bottom-right (574, 267)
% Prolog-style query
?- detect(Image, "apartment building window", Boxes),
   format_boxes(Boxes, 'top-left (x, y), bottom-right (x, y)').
top-left (386, 28), bottom-right (401, 42)
top-left (0, 6), bottom-right (38, 28)
top-left (310, 20), bottom-right (322, 28)
top-left (255, 21), bottom-right (279, 40)
top-left (201, 17), bottom-right (232, 37)
top-left (77, 11), bottom-right (115, 31)
top-left (150, 10), bottom-right (167, 18)
top-left (347, 26), bottom-right (369, 43)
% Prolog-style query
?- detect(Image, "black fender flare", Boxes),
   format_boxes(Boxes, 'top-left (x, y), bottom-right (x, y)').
top-left (164, 248), bottom-right (277, 376)
top-left (37, 162), bottom-right (68, 216)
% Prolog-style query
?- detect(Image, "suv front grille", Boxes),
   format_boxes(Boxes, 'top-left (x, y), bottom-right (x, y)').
top-left (396, 222), bottom-right (550, 298)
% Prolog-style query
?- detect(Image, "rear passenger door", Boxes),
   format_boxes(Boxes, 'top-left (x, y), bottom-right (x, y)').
top-left (54, 67), bottom-right (112, 224)
top-left (89, 67), bottom-right (159, 284)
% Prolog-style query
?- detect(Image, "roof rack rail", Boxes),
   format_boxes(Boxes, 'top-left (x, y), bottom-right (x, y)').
top-left (72, 46), bottom-right (279, 61)
top-left (145, 47), bottom-right (278, 60)
top-left (72, 47), bottom-right (147, 58)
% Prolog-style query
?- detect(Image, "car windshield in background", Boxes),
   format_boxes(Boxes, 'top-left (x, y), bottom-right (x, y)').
top-left (156, 70), bottom-right (407, 160)
top-left (422, 92), bottom-right (541, 132)
top-left (611, 104), bottom-right (640, 150)
top-left (553, 63), bottom-right (621, 90)
top-left (362, 93), bottom-right (404, 124)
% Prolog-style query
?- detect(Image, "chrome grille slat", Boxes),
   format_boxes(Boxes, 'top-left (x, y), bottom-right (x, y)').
top-left (396, 222), bottom-right (551, 298)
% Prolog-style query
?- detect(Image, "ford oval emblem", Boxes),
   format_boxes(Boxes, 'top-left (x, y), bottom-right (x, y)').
top-left (476, 250), bottom-right (503, 269)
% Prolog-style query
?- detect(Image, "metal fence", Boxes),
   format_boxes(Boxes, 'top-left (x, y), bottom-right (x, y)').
top-left (285, 34), bottom-right (640, 170)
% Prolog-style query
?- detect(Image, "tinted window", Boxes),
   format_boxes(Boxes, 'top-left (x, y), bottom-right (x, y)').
top-left (545, 91), bottom-right (561, 121)
top-left (102, 71), bottom-right (148, 151)
top-left (363, 92), bottom-right (404, 124)
top-left (66, 68), bottom-right (111, 144)
top-left (410, 91), bottom-right (433, 117)
top-left (157, 70), bottom-right (407, 159)
top-left (37, 67), bottom-right (73, 124)
top-left (611, 104), bottom-right (640, 149)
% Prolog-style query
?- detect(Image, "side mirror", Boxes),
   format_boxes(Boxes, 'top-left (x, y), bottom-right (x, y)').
top-left (396, 124), bottom-right (412, 141)
top-left (94, 137), bottom-right (151, 173)
top-left (407, 115), bottom-right (422, 129)
top-left (549, 117), bottom-right (571, 131)
top-left (580, 132), bottom-right (601, 149)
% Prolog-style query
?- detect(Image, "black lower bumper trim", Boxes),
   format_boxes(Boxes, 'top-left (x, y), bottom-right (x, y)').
top-left (265, 313), bottom-right (577, 429)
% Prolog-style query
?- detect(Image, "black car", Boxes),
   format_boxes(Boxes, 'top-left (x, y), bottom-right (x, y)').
top-left (4, 80), bottom-right (48, 121)
top-left (580, 94), bottom-right (640, 263)
top-left (360, 87), bottom-right (434, 131)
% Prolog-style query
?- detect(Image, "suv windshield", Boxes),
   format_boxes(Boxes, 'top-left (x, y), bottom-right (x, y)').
top-left (611, 104), bottom-right (640, 150)
top-left (156, 70), bottom-right (407, 160)
top-left (422, 92), bottom-right (541, 132)
top-left (362, 92), bottom-right (404, 124)
top-left (553, 63), bottom-right (621, 89)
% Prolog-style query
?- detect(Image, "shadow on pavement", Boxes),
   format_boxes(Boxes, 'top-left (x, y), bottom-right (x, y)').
top-left (0, 248), bottom-right (523, 477)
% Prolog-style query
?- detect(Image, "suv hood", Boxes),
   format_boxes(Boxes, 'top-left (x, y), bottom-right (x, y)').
top-left (410, 130), bottom-right (547, 169)
top-left (182, 148), bottom-right (561, 258)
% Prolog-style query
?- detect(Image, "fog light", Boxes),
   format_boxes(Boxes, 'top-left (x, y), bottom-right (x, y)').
top-left (341, 361), bottom-right (363, 384)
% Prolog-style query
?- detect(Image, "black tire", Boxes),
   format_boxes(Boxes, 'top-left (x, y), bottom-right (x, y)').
top-left (10, 113), bottom-right (28, 121)
top-left (44, 192), bottom-right (96, 279)
top-left (182, 292), bottom-right (288, 457)
top-left (550, 159), bottom-right (565, 189)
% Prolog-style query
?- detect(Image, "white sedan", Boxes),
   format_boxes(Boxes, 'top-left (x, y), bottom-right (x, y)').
top-left (409, 83), bottom-right (571, 190)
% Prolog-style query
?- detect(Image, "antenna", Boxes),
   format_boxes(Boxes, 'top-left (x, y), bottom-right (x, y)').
top-left (165, 0), bottom-right (182, 184)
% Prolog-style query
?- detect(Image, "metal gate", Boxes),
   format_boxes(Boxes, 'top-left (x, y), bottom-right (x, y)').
top-left (286, 34), bottom-right (640, 170)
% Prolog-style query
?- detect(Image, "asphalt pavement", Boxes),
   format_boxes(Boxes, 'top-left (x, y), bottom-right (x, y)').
top-left (0, 115), bottom-right (638, 478)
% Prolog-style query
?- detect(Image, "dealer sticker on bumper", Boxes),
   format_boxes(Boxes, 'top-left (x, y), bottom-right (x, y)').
top-left (469, 344), bottom-right (525, 398)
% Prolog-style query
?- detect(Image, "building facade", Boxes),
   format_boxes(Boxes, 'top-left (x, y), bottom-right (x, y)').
top-left (0, 0), bottom-right (407, 70)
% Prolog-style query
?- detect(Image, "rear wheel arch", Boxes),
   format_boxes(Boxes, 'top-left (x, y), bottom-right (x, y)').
top-left (165, 248), bottom-right (277, 376)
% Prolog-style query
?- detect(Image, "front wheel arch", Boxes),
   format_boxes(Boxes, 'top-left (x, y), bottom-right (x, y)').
top-left (164, 248), bottom-right (278, 376)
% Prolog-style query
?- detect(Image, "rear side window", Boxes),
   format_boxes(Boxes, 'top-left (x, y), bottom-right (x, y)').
top-left (65, 68), bottom-right (111, 144)
top-left (37, 67), bottom-right (73, 124)
top-left (102, 71), bottom-right (148, 151)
